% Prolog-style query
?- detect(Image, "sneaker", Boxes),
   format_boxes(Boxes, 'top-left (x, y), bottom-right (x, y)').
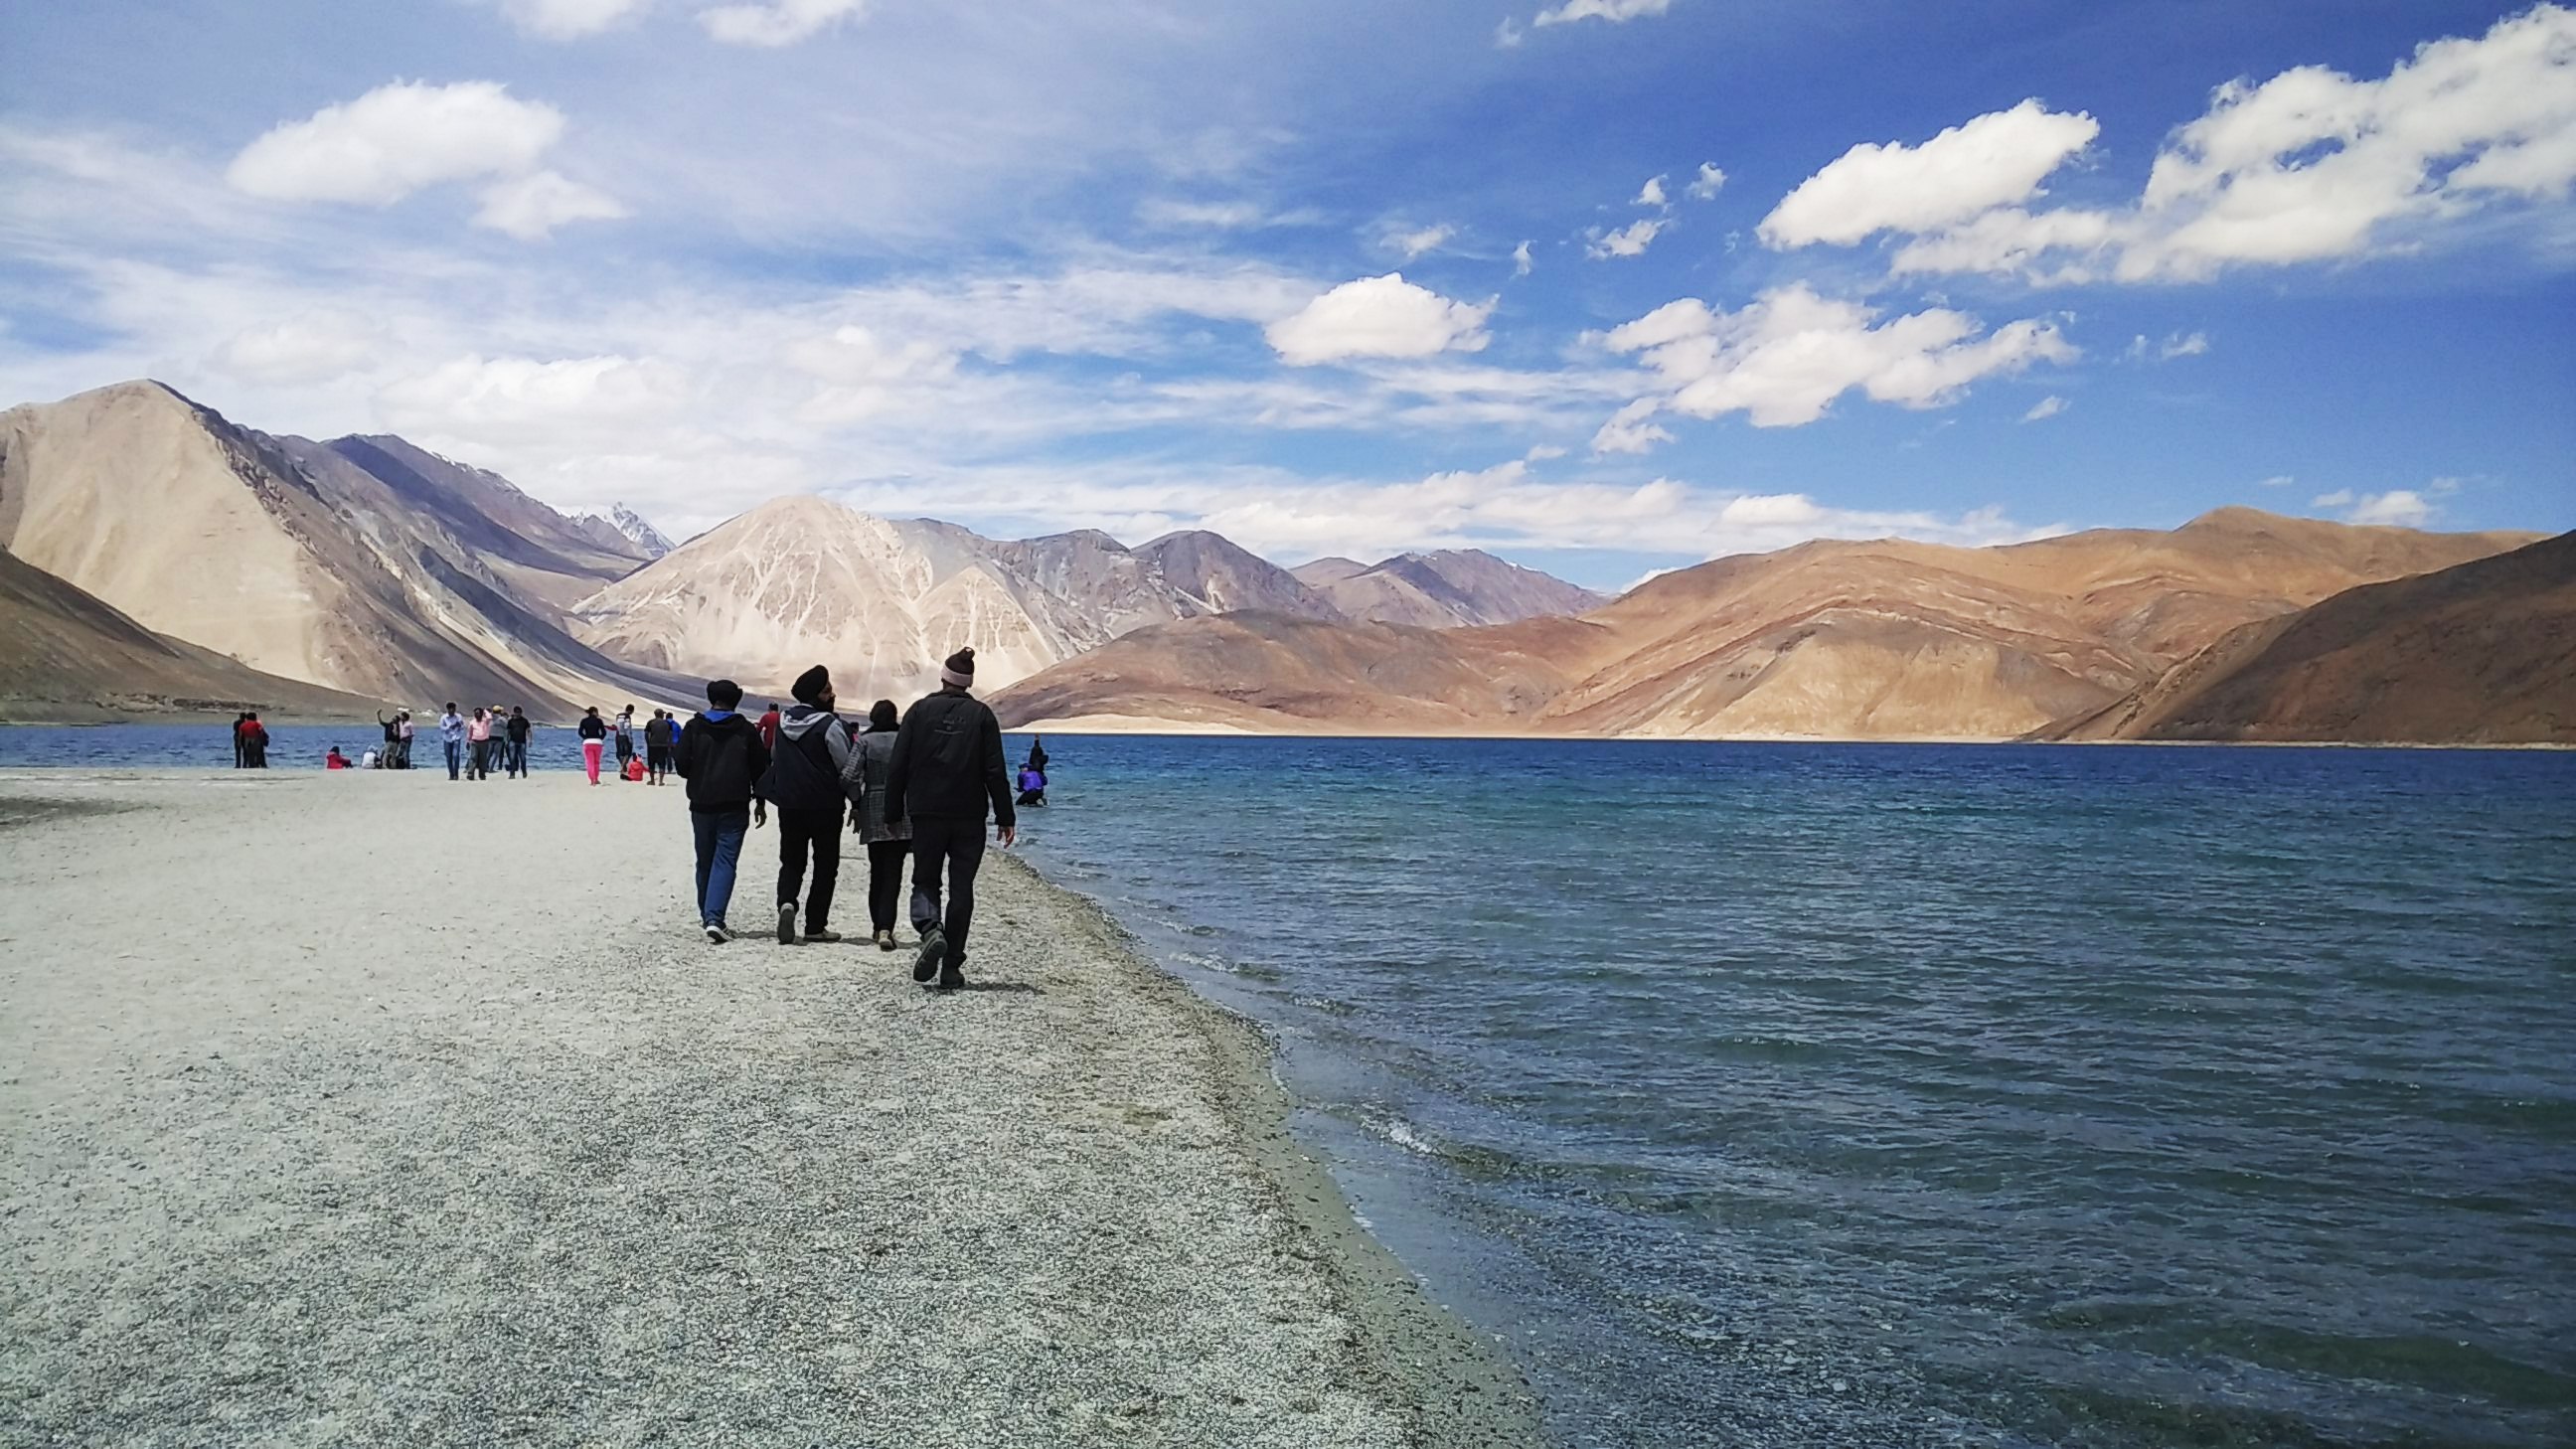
top-left (777, 900), bottom-right (797, 945)
top-left (875, 929), bottom-right (896, 952)
top-left (806, 928), bottom-right (844, 944)
top-left (913, 926), bottom-right (944, 983)
top-left (936, 964), bottom-right (965, 992)
top-left (705, 923), bottom-right (729, 944)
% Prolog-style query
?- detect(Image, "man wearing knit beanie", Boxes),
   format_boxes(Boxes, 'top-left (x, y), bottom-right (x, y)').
top-left (885, 645), bottom-right (1016, 990)
top-left (759, 664), bottom-right (860, 944)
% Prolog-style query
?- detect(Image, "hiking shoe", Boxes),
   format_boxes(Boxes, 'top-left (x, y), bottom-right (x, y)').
top-left (705, 923), bottom-right (729, 944)
top-left (936, 964), bottom-right (965, 992)
top-left (913, 927), bottom-right (944, 983)
top-left (875, 929), bottom-right (896, 952)
top-left (777, 900), bottom-right (797, 945)
top-left (806, 928), bottom-right (844, 944)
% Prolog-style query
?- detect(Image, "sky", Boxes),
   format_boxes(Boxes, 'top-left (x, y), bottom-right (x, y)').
top-left (2, 0), bottom-right (2571, 589)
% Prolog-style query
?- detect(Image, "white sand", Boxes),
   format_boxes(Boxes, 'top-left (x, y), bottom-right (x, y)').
top-left (0, 770), bottom-right (1537, 1447)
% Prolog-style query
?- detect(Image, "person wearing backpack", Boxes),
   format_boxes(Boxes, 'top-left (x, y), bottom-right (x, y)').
top-left (886, 647), bottom-right (1015, 991)
top-left (761, 665), bottom-right (859, 945)
top-left (675, 678), bottom-right (771, 944)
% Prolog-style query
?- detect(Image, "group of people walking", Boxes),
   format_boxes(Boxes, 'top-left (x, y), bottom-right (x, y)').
top-left (436, 705), bottom-right (534, 780)
top-left (674, 646), bottom-right (1019, 992)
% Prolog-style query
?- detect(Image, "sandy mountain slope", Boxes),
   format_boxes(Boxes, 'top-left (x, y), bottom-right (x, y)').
top-left (2047, 531), bottom-right (2576, 744)
top-left (570, 499), bottom-right (1224, 699)
top-left (0, 546), bottom-right (379, 723)
top-left (1137, 531), bottom-right (1343, 619)
top-left (994, 512), bottom-right (2543, 740)
top-left (314, 435), bottom-right (653, 612)
top-left (0, 381), bottom-right (692, 716)
top-left (1290, 558), bottom-right (1370, 589)
top-left (1304, 550), bottom-right (1605, 629)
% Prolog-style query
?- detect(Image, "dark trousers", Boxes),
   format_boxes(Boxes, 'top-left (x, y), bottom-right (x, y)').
top-left (866, 839), bottom-right (909, 933)
top-left (693, 807), bottom-right (748, 927)
top-left (908, 815), bottom-right (988, 966)
top-left (506, 739), bottom-right (528, 776)
top-left (776, 805), bottom-right (844, 932)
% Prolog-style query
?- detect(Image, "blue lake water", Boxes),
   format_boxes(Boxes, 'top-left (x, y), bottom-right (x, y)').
top-left (6, 726), bottom-right (2572, 1447)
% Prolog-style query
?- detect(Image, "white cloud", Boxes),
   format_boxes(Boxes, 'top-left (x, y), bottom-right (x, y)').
top-left (2323, 488), bottom-right (2439, 527)
top-left (1587, 217), bottom-right (1667, 258)
top-left (1512, 239), bottom-right (1534, 277)
top-left (1266, 273), bottom-right (1493, 366)
top-left (1635, 174), bottom-right (1670, 209)
top-left (2021, 395), bottom-right (2067, 421)
top-left (1495, 17), bottom-right (1526, 48)
top-left (474, 170), bottom-right (627, 240)
top-left (2311, 488), bottom-right (2356, 507)
top-left (2259, 474), bottom-right (2297, 488)
top-left (376, 354), bottom-right (694, 448)
top-left (1760, 100), bottom-right (2101, 247)
top-left (1533, 0), bottom-right (1675, 28)
top-left (699, 0), bottom-right (869, 46)
top-left (1385, 223), bottom-right (1456, 259)
top-left (227, 81), bottom-right (567, 206)
top-left (213, 310), bottom-right (384, 384)
top-left (1687, 162), bottom-right (1726, 199)
top-left (1139, 198), bottom-right (1267, 230)
top-left (494, 0), bottom-right (651, 40)
top-left (1828, 6), bottom-right (2576, 282)
top-left (1590, 398), bottom-right (1674, 454)
top-left (2161, 330), bottom-right (2209, 358)
top-left (1599, 283), bottom-right (2075, 427)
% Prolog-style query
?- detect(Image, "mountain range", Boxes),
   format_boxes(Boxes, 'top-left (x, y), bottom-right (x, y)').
top-left (0, 379), bottom-right (2561, 744)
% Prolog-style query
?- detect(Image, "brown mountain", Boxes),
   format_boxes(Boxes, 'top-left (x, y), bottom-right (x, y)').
top-left (1136, 531), bottom-right (1342, 619)
top-left (992, 511), bottom-right (2547, 739)
top-left (0, 380), bottom-right (691, 717)
top-left (2048, 531), bottom-right (2576, 744)
top-left (1293, 550), bottom-right (1605, 628)
top-left (0, 546), bottom-right (377, 723)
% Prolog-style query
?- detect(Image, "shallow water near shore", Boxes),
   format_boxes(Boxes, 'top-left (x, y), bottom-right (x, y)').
top-left (6, 728), bottom-right (2572, 1446)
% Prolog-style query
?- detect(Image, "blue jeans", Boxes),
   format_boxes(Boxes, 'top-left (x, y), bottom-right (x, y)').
top-left (444, 739), bottom-right (462, 779)
top-left (692, 808), bottom-right (749, 927)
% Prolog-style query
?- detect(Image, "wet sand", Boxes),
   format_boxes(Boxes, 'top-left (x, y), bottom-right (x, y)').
top-left (0, 769), bottom-right (1540, 1448)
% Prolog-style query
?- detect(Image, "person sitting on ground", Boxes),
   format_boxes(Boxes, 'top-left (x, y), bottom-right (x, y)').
top-left (762, 666), bottom-right (858, 945)
top-left (1016, 764), bottom-right (1046, 807)
top-left (361, 746), bottom-right (380, 769)
top-left (841, 699), bottom-right (910, 952)
top-left (675, 678), bottom-right (771, 944)
top-left (886, 647), bottom-right (1016, 991)
top-left (325, 745), bottom-right (350, 770)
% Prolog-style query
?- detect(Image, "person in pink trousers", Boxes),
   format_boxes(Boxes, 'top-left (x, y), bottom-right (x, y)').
top-left (577, 706), bottom-right (607, 784)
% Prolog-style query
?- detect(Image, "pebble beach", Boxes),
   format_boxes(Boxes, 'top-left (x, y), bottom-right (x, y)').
top-left (0, 769), bottom-right (1539, 1448)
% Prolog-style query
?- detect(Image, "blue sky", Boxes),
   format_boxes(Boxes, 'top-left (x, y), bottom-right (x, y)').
top-left (3, 0), bottom-right (2570, 588)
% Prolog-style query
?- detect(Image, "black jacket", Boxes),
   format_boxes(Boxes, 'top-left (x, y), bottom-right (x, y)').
top-left (577, 716), bottom-right (607, 740)
top-left (759, 705), bottom-right (856, 814)
top-left (886, 689), bottom-right (1014, 828)
top-left (505, 716), bottom-right (530, 743)
top-left (674, 711), bottom-right (770, 813)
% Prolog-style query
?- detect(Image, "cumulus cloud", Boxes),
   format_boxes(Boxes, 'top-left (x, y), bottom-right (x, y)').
top-left (1798, 6), bottom-right (2576, 282)
top-left (213, 310), bottom-right (384, 384)
top-left (1512, 240), bottom-right (1534, 277)
top-left (1533, 0), bottom-right (1675, 28)
top-left (2314, 487), bottom-right (2437, 526)
top-left (493, 0), bottom-right (650, 40)
top-left (376, 354), bottom-right (693, 447)
top-left (1588, 218), bottom-right (1667, 258)
top-left (1266, 273), bottom-right (1493, 366)
top-left (2021, 395), bottom-right (2068, 421)
top-left (700, 0), bottom-right (869, 46)
top-left (1760, 100), bottom-right (2101, 247)
top-left (1636, 174), bottom-right (1670, 208)
top-left (1687, 162), bottom-right (1726, 199)
top-left (1598, 283), bottom-right (2075, 427)
top-left (474, 169), bottom-right (627, 240)
top-left (1590, 398), bottom-right (1674, 454)
top-left (227, 81), bottom-right (567, 206)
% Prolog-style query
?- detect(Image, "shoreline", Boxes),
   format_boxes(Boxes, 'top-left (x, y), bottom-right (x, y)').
top-left (0, 769), bottom-right (1544, 1446)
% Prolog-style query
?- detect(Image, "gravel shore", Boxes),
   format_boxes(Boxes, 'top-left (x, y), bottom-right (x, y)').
top-left (0, 770), bottom-right (1540, 1448)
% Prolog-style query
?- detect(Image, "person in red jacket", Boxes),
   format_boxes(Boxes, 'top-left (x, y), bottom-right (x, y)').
top-left (757, 701), bottom-right (782, 751)
top-left (325, 746), bottom-right (350, 770)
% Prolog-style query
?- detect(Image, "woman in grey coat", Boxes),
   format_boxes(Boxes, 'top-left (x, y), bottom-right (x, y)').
top-left (843, 699), bottom-right (913, 952)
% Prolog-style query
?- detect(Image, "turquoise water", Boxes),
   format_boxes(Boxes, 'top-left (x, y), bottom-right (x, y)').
top-left (7, 728), bottom-right (2572, 1446)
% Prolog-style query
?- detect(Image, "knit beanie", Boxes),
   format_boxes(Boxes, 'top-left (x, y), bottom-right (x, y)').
top-left (940, 647), bottom-right (976, 689)
top-left (791, 665), bottom-right (831, 706)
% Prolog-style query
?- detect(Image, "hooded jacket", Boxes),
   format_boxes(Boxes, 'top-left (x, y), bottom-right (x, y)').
top-left (675, 710), bottom-right (770, 814)
top-left (842, 727), bottom-right (911, 844)
top-left (760, 703), bottom-right (857, 814)
top-left (886, 688), bottom-right (1014, 828)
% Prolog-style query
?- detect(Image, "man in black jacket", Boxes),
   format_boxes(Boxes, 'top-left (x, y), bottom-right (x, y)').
top-left (763, 664), bottom-right (858, 945)
top-left (886, 646), bottom-right (1015, 990)
top-left (675, 678), bottom-right (771, 944)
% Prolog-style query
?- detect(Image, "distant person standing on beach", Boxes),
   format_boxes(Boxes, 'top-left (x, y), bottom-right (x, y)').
top-left (505, 707), bottom-right (531, 778)
top-left (843, 699), bottom-right (910, 952)
top-left (577, 707), bottom-right (607, 785)
top-left (438, 704), bottom-right (465, 780)
top-left (757, 701), bottom-right (782, 752)
top-left (231, 713), bottom-right (249, 768)
top-left (241, 713), bottom-right (270, 769)
top-left (887, 647), bottom-right (1016, 990)
top-left (762, 666), bottom-right (857, 945)
top-left (675, 678), bottom-right (770, 944)
top-left (613, 706), bottom-right (637, 778)
top-left (466, 708), bottom-right (493, 781)
top-left (644, 709), bottom-right (676, 784)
